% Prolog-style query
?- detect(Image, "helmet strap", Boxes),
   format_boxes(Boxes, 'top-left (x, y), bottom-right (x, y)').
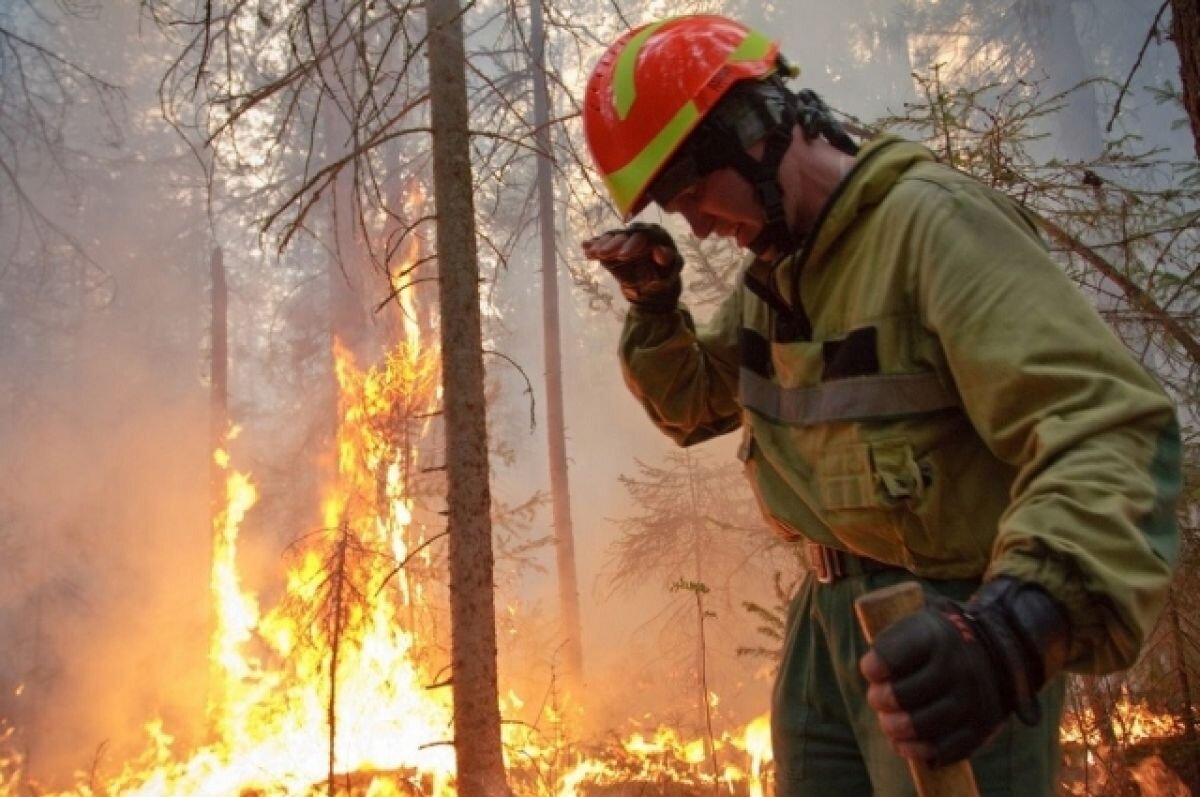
top-left (662, 81), bottom-right (858, 259)
top-left (738, 89), bottom-right (861, 258)
top-left (727, 96), bottom-right (799, 257)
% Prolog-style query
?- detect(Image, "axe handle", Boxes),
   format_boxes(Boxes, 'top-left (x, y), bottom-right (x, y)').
top-left (855, 581), bottom-right (982, 797)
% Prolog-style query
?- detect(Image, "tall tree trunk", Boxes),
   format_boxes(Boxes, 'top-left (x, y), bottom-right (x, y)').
top-left (1172, 0), bottom-right (1200, 158)
top-left (863, 0), bottom-right (918, 109)
top-left (424, 1), bottom-right (510, 795)
top-left (207, 244), bottom-right (228, 725)
top-left (326, 523), bottom-right (350, 795)
top-left (684, 451), bottom-right (718, 782)
top-left (1020, 0), bottom-right (1104, 159)
top-left (322, 0), bottom-right (372, 363)
top-left (209, 245), bottom-right (229, 510)
top-left (529, 0), bottom-right (583, 688)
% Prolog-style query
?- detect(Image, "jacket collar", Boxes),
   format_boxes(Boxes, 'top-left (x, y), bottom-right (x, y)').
top-left (748, 135), bottom-right (936, 313)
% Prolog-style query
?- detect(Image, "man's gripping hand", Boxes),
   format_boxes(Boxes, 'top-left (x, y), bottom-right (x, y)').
top-left (859, 578), bottom-right (1070, 767)
top-left (581, 223), bottom-right (683, 313)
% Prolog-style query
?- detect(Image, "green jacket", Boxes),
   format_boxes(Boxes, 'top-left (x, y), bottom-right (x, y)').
top-left (619, 136), bottom-right (1180, 674)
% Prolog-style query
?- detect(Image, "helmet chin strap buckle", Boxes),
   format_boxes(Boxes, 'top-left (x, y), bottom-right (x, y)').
top-left (755, 179), bottom-right (784, 217)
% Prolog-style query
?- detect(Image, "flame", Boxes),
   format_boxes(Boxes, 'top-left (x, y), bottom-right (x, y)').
top-left (742, 713), bottom-right (773, 797)
top-left (1061, 687), bottom-right (1184, 748)
top-left (0, 267), bottom-right (783, 793)
top-left (76, 340), bottom-right (452, 796)
top-left (388, 181), bottom-right (426, 351)
top-left (1059, 688), bottom-right (1192, 797)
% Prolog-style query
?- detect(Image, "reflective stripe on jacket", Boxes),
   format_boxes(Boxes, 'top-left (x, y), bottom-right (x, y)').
top-left (618, 136), bottom-right (1181, 674)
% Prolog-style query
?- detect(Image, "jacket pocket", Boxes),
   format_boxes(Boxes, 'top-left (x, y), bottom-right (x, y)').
top-left (815, 439), bottom-right (928, 557)
top-left (818, 440), bottom-right (925, 508)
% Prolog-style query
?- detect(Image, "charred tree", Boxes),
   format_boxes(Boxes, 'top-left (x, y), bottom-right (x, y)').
top-left (325, 522), bottom-right (353, 796)
top-left (529, 0), bottom-right (584, 687)
top-left (1172, 0), bottom-right (1200, 158)
top-left (424, 0), bottom-right (510, 794)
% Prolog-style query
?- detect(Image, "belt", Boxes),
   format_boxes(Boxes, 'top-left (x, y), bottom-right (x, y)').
top-left (805, 542), bottom-right (900, 585)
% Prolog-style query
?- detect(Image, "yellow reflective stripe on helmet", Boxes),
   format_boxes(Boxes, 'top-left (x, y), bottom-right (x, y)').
top-left (616, 24), bottom-right (772, 121)
top-left (728, 28), bottom-right (773, 63)
top-left (605, 100), bottom-right (700, 215)
top-left (614, 21), bottom-right (670, 120)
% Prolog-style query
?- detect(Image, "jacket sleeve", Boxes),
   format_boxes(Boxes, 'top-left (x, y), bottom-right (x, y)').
top-left (617, 290), bottom-right (744, 447)
top-left (912, 179), bottom-right (1181, 674)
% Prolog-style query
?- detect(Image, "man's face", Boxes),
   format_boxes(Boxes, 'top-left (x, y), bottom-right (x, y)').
top-left (659, 165), bottom-right (767, 251)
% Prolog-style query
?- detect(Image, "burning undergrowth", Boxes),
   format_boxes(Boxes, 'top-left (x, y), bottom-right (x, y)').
top-left (0, 335), bottom-right (776, 796)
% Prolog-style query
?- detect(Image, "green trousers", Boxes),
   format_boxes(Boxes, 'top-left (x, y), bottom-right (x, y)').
top-left (771, 568), bottom-right (1065, 797)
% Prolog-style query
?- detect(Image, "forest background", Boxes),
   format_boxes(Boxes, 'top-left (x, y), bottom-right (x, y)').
top-left (0, 0), bottom-right (1197, 795)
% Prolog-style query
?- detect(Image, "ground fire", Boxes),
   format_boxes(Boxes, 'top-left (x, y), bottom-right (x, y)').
top-left (0, 334), bottom-right (777, 796)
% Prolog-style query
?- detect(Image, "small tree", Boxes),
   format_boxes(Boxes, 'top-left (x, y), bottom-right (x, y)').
top-left (606, 450), bottom-right (784, 728)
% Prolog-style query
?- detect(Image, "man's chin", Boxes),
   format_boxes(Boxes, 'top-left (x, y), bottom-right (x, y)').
top-left (738, 229), bottom-right (766, 254)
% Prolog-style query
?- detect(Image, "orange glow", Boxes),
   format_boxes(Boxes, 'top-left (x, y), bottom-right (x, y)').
top-left (1061, 688), bottom-right (1184, 748)
top-left (123, 341), bottom-right (452, 796)
top-left (742, 713), bottom-right (773, 797)
top-left (0, 314), bottom-right (780, 794)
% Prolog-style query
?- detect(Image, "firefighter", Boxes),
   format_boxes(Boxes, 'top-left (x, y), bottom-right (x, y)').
top-left (579, 14), bottom-right (1181, 797)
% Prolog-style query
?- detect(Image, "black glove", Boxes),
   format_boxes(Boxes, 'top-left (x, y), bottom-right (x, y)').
top-left (595, 223), bottom-right (683, 312)
top-left (870, 577), bottom-right (1070, 766)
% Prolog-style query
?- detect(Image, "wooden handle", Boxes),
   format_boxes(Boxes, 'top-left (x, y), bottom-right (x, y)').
top-left (855, 581), bottom-right (982, 797)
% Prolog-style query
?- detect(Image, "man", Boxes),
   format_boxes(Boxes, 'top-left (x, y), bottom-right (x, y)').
top-left (579, 14), bottom-right (1181, 797)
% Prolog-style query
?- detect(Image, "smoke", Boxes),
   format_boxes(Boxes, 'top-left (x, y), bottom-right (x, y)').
top-left (0, 280), bottom-right (212, 783)
top-left (0, 4), bottom-right (216, 782)
top-left (0, 0), bottom-right (1192, 788)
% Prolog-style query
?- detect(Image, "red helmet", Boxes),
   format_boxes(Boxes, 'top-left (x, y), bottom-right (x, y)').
top-left (583, 15), bottom-right (783, 219)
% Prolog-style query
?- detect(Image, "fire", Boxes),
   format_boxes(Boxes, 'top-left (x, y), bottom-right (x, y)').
top-left (1060, 687), bottom-right (1193, 797)
top-left (114, 338), bottom-right (450, 795)
top-left (532, 713), bottom-right (773, 796)
top-left (742, 714), bottom-right (773, 797)
top-left (0, 318), bottom-right (780, 794)
top-left (1061, 687), bottom-right (1184, 748)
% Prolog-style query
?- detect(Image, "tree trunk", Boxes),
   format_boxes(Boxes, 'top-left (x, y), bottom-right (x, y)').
top-left (424, 1), bottom-right (510, 795)
top-left (1167, 594), bottom-right (1200, 792)
top-left (1020, 0), bottom-right (1104, 159)
top-left (322, 0), bottom-right (372, 363)
top-left (684, 451), bottom-right (718, 782)
top-left (529, 0), bottom-right (584, 688)
top-left (209, 245), bottom-right (229, 511)
top-left (1172, 0), bottom-right (1200, 159)
top-left (864, 0), bottom-right (918, 109)
top-left (207, 244), bottom-right (228, 726)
